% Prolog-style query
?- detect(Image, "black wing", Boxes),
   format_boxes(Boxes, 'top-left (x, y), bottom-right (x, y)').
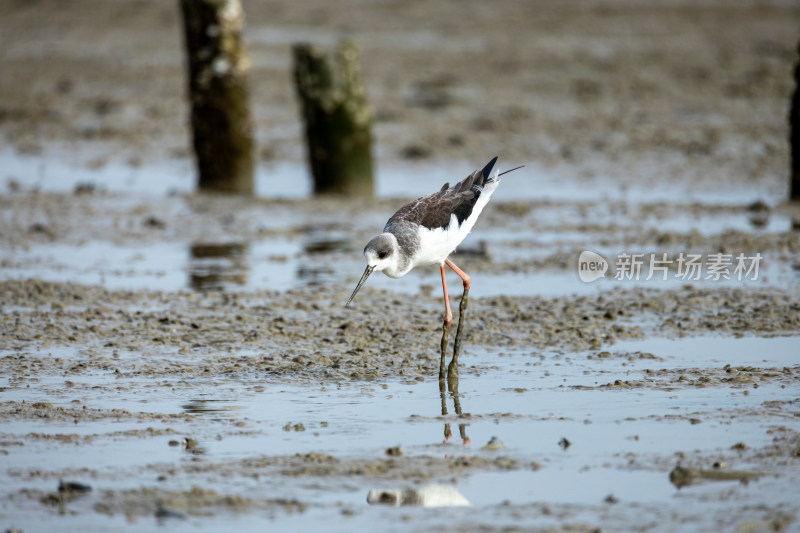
top-left (386, 157), bottom-right (498, 231)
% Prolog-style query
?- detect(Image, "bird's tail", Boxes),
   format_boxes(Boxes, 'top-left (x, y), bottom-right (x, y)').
top-left (480, 157), bottom-right (499, 184)
top-left (480, 157), bottom-right (524, 185)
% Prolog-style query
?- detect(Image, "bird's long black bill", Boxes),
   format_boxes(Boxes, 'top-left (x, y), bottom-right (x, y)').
top-left (345, 265), bottom-right (374, 306)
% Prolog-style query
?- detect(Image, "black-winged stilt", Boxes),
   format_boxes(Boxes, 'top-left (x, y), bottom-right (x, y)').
top-left (345, 157), bottom-right (522, 381)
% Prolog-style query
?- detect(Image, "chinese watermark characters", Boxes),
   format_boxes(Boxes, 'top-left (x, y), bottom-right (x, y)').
top-left (578, 251), bottom-right (762, 282)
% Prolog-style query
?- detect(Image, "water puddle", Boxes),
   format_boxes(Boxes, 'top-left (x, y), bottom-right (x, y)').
top-left (4, 148), bottom-right (798, 298)
top-left (2, 236), bottom-right (793, 298)
top-left (459, 469), bottom-right (671, 505)
top-left (4, 146), bottom-right (788, 206)
top-left (2, 337), bottom-right (798, 531)
top-left (189, 242), bottom-right (250, 291)
top-left (609, 335), bottom-right (799, 367)
top-left (7, 361), bottom-right (788, 466)
top-left (644, 210), bottom-right (794, 235)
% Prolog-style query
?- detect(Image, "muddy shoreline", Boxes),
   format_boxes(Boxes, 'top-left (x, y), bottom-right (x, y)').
top-left (1, 1), bottom-right (799, 192)
top-left (3, 276), bottom-right (799, 530)
top-left (3, 279), bottom-right (799, 381)
top-left (3, 0), bottom-right (800, 531)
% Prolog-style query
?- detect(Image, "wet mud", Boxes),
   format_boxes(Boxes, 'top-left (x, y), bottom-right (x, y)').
top-left (2, 275), bottom-right (799, 531)
top-left (2, 0), bottom-right (800, 532)
top-left (2, 278), bottom-right (798, 382)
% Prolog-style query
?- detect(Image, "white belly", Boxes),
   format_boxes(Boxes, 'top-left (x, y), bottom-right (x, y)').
top-left (413, 178), bottom-right (499, 268)
top-left (414, 221), bottom-right (460, 267)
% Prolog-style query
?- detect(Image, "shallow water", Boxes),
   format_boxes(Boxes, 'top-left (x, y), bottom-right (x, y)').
top-left (2, 1), bottom-right (799, 529)
top-left (3, 334), bottom-right (798, 531)
top-left (2, 227), bottom-right (793, 298)
top-left (3, 146), bottom-right (798, 303)
top-left (1, 147), bottom-right (797, 533)
top-left (2, 146), bottom-right (788, 205)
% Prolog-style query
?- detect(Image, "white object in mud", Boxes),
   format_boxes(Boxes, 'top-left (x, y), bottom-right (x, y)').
top-left (366, 484), bottom-right (470, 507)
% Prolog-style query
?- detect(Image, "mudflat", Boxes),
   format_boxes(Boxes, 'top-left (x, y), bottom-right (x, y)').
top-left (2, 1), bottom-right (800, 532)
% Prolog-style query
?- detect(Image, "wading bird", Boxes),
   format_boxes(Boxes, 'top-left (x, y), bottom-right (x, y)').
top-left (345, 157), bottom-right (522, 381)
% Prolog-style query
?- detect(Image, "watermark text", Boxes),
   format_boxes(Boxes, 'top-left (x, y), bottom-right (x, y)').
top-left (578, 251), bottom-right (762, 282)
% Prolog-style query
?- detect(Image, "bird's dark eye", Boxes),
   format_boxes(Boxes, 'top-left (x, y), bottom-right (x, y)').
top-left (378, 251), bottom-right (388, 259)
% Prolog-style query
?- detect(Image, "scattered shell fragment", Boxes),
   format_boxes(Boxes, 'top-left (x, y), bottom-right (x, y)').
top-left (367, 485), bottom-right (470, 507)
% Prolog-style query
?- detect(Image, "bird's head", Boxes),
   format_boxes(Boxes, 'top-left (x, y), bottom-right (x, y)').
top-left (345, 234), bottom-right (398, 306)
top-left (364, 234), bottom-right (397, 273)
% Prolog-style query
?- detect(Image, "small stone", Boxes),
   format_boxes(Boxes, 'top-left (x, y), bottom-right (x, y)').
top-left (58, 480), bottom-right (92, 493)
top-left (482, 436), bottom-right (505, 451)
top-left (74, 182), bottom-right (96, 195)
top-left (747, 200), bottom-right (770, 212)
top-left (155, 504), bottom-right (186, 520)
top-left (669, 465), bottom-right (696, 488)
top-left (143, 216), bottom-right (166, 229)
top-left (386, 446), bottom-right (404, 457)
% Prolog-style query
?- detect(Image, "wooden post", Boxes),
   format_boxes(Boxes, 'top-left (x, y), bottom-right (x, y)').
top-left (180, 0), bottom-right (254, 195)
top-left (293, 40), bottom-right (374, 196)
top-left (791, 42), bottom-right (800, 201)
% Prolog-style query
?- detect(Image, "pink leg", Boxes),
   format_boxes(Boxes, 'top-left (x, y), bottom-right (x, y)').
top-left (445, 258), bottom-right (470, 290)
top-left (440, 264), bottom-right (453, 327)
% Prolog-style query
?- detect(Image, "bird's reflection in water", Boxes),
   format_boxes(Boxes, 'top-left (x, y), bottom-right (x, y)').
top-left (181, 399), bottom-right (241, 416)
top-left (439, 369), bottom-right (470, 446)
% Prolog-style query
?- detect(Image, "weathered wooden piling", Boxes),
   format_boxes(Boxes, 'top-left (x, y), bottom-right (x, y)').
top-left (293, 40), bottom-right (374, 196)
top-left (791, 42), bottom-right (800, 201)
top-left (189, 242), bottom-right (248, 291)
top-left (180, 0), bottom-right (254, 195)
